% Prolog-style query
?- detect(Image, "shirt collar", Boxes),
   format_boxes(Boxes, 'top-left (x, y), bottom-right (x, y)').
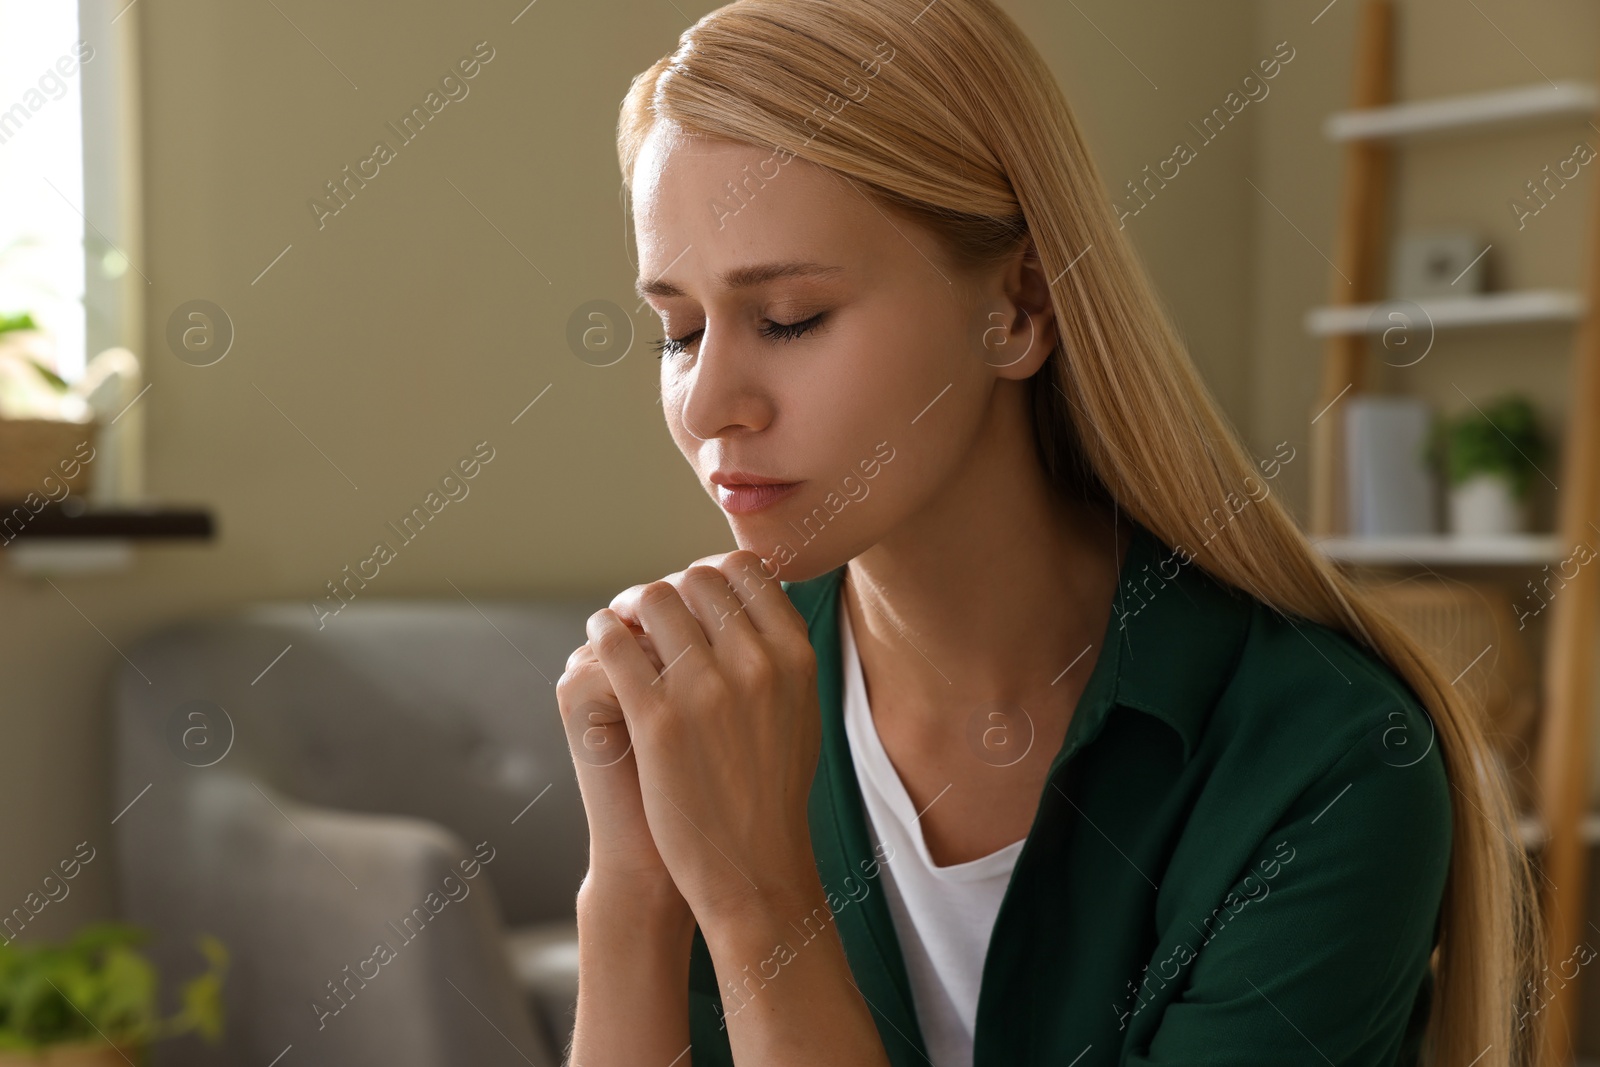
top-left (1079, 519), bottom-right (1255, 767)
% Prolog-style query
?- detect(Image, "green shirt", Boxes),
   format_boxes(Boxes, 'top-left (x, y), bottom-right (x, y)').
top-left (687, 519), bottom-right (1451, 1065)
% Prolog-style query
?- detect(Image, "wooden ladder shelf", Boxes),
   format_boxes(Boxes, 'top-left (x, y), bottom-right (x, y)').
top-left (1308, 2), bottom-right (1600, 1062)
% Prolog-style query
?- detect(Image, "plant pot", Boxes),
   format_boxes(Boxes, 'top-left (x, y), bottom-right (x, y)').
top-left (0, 1040), bottom-right (140, 1067)
top-left (0, 418), bottom-right (97, 500)
top-left (1447, 472), bottom-right (1527, 536)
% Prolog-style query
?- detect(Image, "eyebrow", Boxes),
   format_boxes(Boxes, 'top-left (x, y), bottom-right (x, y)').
top-left (634, 260), bottom-right (846, 301)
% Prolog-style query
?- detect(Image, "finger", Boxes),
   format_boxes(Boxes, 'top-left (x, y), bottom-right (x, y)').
top-left (633, 551), bottom-right (789, 636)
top-left (609, 583), bottom-right (673, 634)
top-left (614, 571), bottom-right (748, 657)
top-left (586, 607), bottom-right (675, 713)
top-left (557, 653), bottom-right (634, 769)
top-left (568, 633), bottom-right (665, 674)
top-left (567, 701), bottom-right (635, 770)
top-left (675, 564), bottom-right (758, 647)
top-left (621, 552), bottom-right (739, 604)
top-left (629, 581), bottom-right (714, 678)
top-left (714, 549), bottom-right (800, 637)
top-left (608, 583), bottom-right (650, 629)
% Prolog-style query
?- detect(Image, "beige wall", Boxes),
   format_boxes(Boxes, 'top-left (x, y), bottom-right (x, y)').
top-left (21, 0), bottom-right (1567, 948)
top-left (1008, 0), bottom-right (1258, 423)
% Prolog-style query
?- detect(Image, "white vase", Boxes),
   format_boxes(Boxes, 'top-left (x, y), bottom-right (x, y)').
top-left (1447, 473), bottom-right (1526, 536)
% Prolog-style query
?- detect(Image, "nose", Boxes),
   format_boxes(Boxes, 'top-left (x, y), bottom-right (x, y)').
top-left (673, 325), bottom-right (774, 441)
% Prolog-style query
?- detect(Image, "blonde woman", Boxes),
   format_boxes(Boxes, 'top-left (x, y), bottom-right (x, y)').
top-left (555, 1), bottom-right (1544, 1064)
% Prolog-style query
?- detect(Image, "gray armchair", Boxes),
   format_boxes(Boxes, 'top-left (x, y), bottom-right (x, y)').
top-left (110, 595), bottom-right (608, 1066)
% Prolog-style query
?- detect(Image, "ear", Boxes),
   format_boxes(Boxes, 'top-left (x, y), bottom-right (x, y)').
top-left (981, 235), bottom-right (1060, 380)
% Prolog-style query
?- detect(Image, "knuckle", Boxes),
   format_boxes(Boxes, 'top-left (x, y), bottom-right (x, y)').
top-left (780, 637), bottom-right (818, 679)
top-left (640, 580), bottom-right (680, 606)
top-left (683, 563), bottom-right (728, 586)
top-left (688, 552), bottom-right (740, 579)
top-left (609, 583), bottom-right (646, 612)
top-left (554, 673), bottom-right (585, 718)
top-left (591, 624), bottom-right (633, 658)
top-left (555, 658), bottom-right (599, 701)
top-left (564, 642), bottom-right (594, 672)
top-left (727, 548), bottom-right (767, 575)
top-left (732, 562), bottom-right (774, 598)
top-left (734, 652), bottom-right (776, 690)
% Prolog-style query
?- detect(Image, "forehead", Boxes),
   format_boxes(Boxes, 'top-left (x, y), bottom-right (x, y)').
top-left (629, 123), bottom-right (882, 287)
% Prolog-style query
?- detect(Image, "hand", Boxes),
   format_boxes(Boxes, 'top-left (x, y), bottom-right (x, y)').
top-left (592, 550), bottom-right (824, 925)
top-left (556, 622), bottom-right (689, 921)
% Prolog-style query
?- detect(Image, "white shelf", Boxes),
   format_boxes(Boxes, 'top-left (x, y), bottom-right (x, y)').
top-left (1304, 290), bottom-right (1584, 337)
top-left (6, 540), bottom-right (135, 575)
top-left (1313, 534), bottom-right (1562, 566)
top-left (1326, 81), bottom-right (1599, 141)
top-left (1519, 811), bottom-right (1600, 850)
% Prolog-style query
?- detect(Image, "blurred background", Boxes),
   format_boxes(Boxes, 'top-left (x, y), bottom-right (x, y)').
top-left (3, 0), bottom-right (1600, 1063)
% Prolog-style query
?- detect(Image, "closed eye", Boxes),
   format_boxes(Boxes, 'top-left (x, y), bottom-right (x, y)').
top-left (651, 312), bottom-right (828, 360)
top-left (650, 329), bottom-right (701, 359)
top-left (759, 311), bottom-right (827, 343)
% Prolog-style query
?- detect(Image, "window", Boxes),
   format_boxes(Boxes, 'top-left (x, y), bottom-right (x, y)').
top-left (0, 0), bottom-right (140, 385)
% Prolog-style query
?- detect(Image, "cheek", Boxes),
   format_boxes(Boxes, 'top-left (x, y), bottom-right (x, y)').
top-left (805, 333), bottom-right (979, 506)
top-left (794, 346), bottom-right (898, 466)
top-left (816, 313), bottom-right (962, 430)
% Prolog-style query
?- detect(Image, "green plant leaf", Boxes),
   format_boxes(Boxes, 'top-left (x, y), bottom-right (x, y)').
top-left (91, 946), bottom-right (157, 1043)
top-left (0, 923), bottom-right (226, 1052)
top-left (66, 923), bottom-right (147, 956)
top-left (8, 968), bottom-right (83, 1047)
top-left (26, 357), bottom-right (69, 393)
top-left (0, 311), bottom-right (38, 335)
top-left (1431, 393), bottom-right (1547, 499)
top-left (176, 935), bottom-right (229, 1044)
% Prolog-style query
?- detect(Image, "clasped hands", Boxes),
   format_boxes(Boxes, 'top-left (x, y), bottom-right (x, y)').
top-left (557, 549), bottom-right (824, 928)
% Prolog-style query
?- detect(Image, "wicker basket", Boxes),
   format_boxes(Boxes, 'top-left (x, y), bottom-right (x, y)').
top-left (0, 418), bottom-right (98, 500)
top-left (1360, 576), bottom-right (1540, 752)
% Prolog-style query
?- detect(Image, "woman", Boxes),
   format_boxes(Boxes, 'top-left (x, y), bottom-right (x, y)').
top-left (555, 1), bottom-right (1544, 1064)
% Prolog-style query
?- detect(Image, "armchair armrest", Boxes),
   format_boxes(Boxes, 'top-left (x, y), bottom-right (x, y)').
top-left (124, 770), bottom-right (559, 1067)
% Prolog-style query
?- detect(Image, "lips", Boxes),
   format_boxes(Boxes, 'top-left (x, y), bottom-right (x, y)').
top-left (712, 479), bottom-right (802, 514)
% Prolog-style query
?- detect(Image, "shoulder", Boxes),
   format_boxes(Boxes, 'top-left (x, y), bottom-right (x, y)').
top-left (1131, 540), bottom-right (1453, 889)
top-left (1149, 575), bottom-right (1454, 1036)
top-left (1125, 528), bottom-right (1443, 802)
top-left (1177, 579), bottom-right (1453, 914)
top-left (1217, 591), bottom-right (1442, 789)
top-left (1136, 598), bottom-right (1455, 1061)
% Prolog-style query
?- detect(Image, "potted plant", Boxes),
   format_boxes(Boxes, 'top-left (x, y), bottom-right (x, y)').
top-left (0, 311), bottom-right (100, 501)
top-left (0, 923), bottom-right (227, 1066)
top-left (1427, 394), bottom-right (1547, 537)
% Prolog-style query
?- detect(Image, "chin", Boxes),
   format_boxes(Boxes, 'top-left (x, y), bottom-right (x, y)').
top-left (755, 546), bottom-right (860, 587)
top-left (722, 524), bottom-right (837, 586)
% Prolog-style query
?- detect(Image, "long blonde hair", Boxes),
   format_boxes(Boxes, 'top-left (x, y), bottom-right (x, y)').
top-left (616, 0), bottom-right (1545, 1060)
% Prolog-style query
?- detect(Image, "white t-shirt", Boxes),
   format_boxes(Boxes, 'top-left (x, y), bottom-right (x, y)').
top-left (838, 600), bottom-right (1025, 1067)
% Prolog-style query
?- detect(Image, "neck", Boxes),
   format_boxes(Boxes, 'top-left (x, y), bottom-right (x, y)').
top-left (841, 378), bottom-right (1130, 733)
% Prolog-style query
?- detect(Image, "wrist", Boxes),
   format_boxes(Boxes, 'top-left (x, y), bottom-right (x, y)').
top-left (698, 867), bottom-right (833, 959)
top-left (579, 873), bottom-right (695, 939)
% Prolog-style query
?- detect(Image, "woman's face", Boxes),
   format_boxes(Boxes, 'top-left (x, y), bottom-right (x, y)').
top-left (630, 123), bottom-right (1052, 582)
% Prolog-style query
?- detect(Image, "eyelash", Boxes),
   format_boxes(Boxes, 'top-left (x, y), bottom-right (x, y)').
top-left (650, 312), bottom-right (827, 360)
